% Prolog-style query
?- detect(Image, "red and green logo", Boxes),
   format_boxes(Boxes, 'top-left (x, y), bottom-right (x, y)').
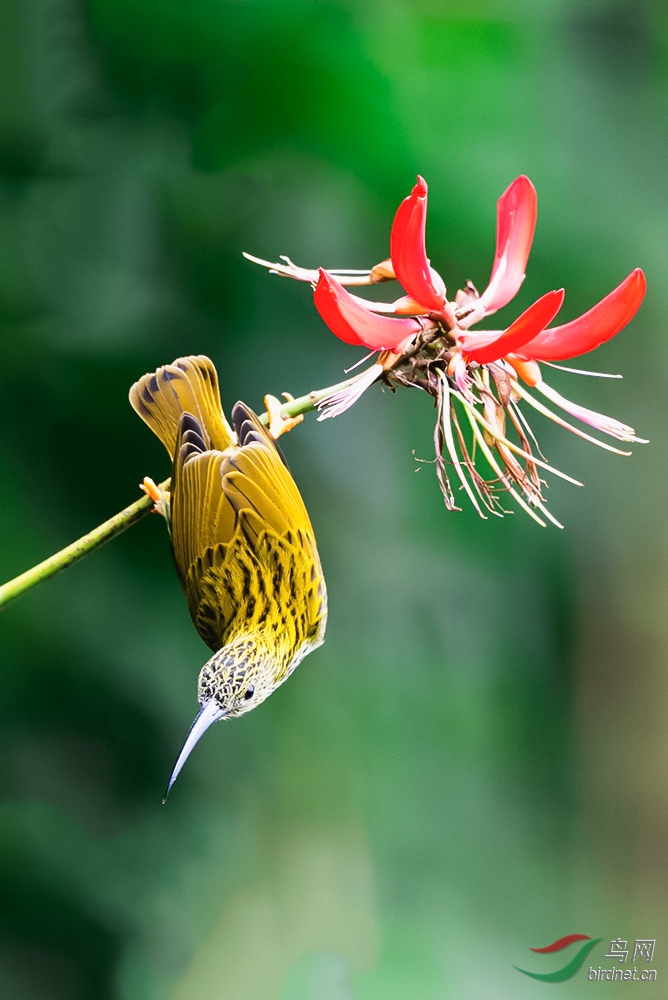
top-left (515, 934), bottom-right (603, 982)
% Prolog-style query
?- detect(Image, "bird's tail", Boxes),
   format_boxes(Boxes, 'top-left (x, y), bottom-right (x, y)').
top-left (129, 356), bottom-right (236, 456)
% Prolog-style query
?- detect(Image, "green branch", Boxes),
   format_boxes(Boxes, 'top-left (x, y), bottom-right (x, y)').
top-left (0, 376), bottom-right (358, 610)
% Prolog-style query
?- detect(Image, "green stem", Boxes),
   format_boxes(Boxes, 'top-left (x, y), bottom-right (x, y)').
top-left (0, 375), bottom-right (358, 610)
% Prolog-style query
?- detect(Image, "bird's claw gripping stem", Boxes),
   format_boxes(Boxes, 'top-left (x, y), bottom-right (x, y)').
top-left (140, 477), bottom-right (172, 530)
top-left (264, 393), bottom-right (304, 439)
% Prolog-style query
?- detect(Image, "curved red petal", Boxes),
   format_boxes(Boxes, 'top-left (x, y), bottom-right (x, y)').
top-left (463, 288), bottom-right (564, 365)
top-left (313, 269), bottom-right (364, 345)
top-left (517, 268), bottom-right (646, 361)
top-left (479, 175), bottom-right (537, 316)
top-left (390, 176), bottom-right (446, 312)
top-left (314, 269), bottom-right (422, 351)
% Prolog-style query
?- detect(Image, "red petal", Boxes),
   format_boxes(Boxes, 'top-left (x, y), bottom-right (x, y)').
top-left (314, 269), bottom-right (422, 351)
top-left (479, 175), bottom-right (537, 316)
top-left (390, 176), bottom-right (446, 312)
top-left (517, 268), bottom-right (646, 361)
top-left (462, 288), bottom-right (564, 365)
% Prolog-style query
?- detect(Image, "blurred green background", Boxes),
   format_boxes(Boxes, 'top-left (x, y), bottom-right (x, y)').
top-left (0, 0), bottom-right (667, 996)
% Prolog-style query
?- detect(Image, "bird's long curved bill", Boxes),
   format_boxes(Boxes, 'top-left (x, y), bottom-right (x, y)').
top-left (163, 699), bottom-right (226, 802)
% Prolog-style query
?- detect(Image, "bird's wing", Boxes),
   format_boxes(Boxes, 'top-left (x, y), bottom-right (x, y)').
top-left (171, 405), bottom-right (326, 653)
top-left (129, 355), bottom-right (235, 456)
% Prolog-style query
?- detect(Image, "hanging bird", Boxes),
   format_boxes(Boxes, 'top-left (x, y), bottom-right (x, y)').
top-left (129, 356), bottom-right (327, 798)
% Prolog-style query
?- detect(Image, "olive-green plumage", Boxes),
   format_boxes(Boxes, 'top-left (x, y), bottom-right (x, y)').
top-left (129, 356), bottom-right (327, 794)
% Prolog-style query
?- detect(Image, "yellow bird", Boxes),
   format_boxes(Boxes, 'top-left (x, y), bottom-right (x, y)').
top-left (129, 356), bottom-right (327, 797)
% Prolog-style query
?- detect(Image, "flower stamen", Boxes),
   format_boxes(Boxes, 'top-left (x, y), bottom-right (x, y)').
top-left (511, 381), bottom-right (633, 456)
top-left (437, 371), bottom-right (487, 518)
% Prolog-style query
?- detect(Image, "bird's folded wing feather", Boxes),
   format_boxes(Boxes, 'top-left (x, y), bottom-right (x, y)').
top-left (129, 356), bottom-right (235, 456)
top-left (172, 404), bottom-right (325, 652)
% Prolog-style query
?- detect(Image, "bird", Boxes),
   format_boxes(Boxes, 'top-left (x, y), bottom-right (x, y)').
top-left (129, 355), bottom-right (327, 798)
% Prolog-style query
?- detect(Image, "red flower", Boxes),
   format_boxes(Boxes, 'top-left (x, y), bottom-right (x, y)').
top-left (513, 268), bottom-right (646, 361)
top-left (313, 268), bottom-right (425, 352)
top-left (389, 176), bottom-right (446, 312)
top-left (477, 175), bottom-right (538, 317)
top-left (248, 174), bottom-right (647, 525)
top-left (459, 269), bottom-right (645, 369)
top-left (461, 289), bottom-right (564, 365)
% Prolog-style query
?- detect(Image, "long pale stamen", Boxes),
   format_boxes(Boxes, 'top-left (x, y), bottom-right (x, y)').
top-left (541, 361), bottom-right (622, 379)
top-left (509, 399), bottom-right (547, 461)
top-left (451, 404), bottom-right (505, 516)
top-left (505, 401), bottom-right (540, 465)
top-left (466, 409), bottom-right (565, 530)
top-left (317, 363), bottom-right (384, 420)
top-left (462, 407), bottom-right (548, 527)
top-left (533, 497), bottom-right (565, 530)
top-left (344, 350), bottom-right (376, 373)
top-left (302, 266), bottom-right (371, 274)
top-left (437, 371), bottom-right (486, 518)
top-left (450, 390), bottom-right (583, 487)
top-left (536, 381), bottom-right (646, 444)
top-left (511, 381), bottom-right (633, 455)
top-left (163, 699), bottom-right (226, 802)
top-left (243, 252), bottom-right (376, 286)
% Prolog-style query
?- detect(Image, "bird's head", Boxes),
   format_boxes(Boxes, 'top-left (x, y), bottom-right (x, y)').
top-left (163, 636), bottom-right (275, 800)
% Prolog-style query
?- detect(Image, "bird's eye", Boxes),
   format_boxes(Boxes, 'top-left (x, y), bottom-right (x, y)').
top-left (244, 685), bottom-right (255, 700)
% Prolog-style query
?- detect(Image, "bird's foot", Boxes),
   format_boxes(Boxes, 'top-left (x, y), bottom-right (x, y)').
top-left (264, 393), bottom-right (304, 439)
top-left (140, 477), bottom-right (171, 520)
